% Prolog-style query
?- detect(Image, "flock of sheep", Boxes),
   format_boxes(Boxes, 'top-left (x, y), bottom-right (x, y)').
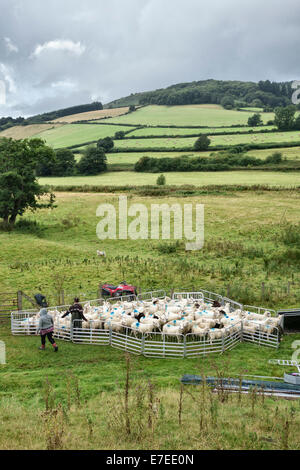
top-left (18, 295), bottom-right (282, 344)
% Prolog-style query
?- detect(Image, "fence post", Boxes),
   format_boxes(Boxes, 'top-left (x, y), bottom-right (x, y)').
top-left (227, 285), bottom-right (230, 298)
top-left (17, 291), bottom-right (22, 311)
top-left (70, 320), bottom-right (74, 342)
top-left (141, 335), bottom-right (145, 356)
top-left (109, 325), bottom-right (112, 346)
top-left (184, 335), bottom-right (187, 358)
top-left (98, 284), bottom-right (102, 300)
top-left (222, 334), bottom-right (225, 353)
top-left (240, 321), bottom-right (244, 342)
top-left (261, 282), bottom-right (265, 301)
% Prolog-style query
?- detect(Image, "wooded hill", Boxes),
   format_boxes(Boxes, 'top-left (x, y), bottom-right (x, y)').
top-left (107, 79), bottom-right (295, 109)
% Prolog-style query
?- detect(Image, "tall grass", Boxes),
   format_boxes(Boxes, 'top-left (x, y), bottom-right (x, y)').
top-left (1, 356), bottom-right (300, 450)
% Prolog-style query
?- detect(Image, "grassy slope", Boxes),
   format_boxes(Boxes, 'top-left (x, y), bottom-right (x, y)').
top-left (113, 131), bottom-right (300, 150)
top-left (34, 124), bottom-right (136, 149)
top-left (1, 190), bottom-right (299, 305)
top-left (130, 125), bottom-right (276, 137)
top-left (1, 189), bottom-right (300, 449)
top-left (104, 105), bottom-right (275, 126)
top-left (1, 323), bottom-right (300, 449)
top-left (51, 107), bottom-right (129, 123)
top-left (0, 124), bottom-right (63, 140)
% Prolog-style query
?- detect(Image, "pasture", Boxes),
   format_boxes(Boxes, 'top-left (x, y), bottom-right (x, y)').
top-left (130, 125), bottom-right (275, 137)
top-left (34, 124), bottom-right (135, 149)
top-left (113, 130), bottom-right (300, 151)
top-left (0, 123), bottom-right (63, 140)
top-left (1, 103), bottom-right (300, 450)
top-left (1, 322), bottom-right (300, 449)
top-left (1, 190), bottom-right (300, 305)
top-left (1, 188), bottom-right (300, 450)
top-left (104, 105), bottom-right (275, 127)
top-left (51, 106), bottom-right (130, 123)
top-left (39, 171), bottom-right (300, 187)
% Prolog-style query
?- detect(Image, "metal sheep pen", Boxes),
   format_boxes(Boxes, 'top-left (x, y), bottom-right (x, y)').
top-left (11, 290), bottom-right (281, 357)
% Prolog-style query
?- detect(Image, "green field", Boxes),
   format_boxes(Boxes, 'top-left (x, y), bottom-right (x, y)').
top-left (35, 124), bottom-right (134, 149)
top-left (1, 320), bottom-right (300, 449)
top-left (107, 148), bottom-right (300, 168)
top-left (112, 130), bottom-right (300, 150)
top-left (40, 171), bottom-right (300, 187)
top-left (130, 125), bottom-right (275, 137)
top-left (1, 188), bottom-right (300, 450)
top-left (104, 105), bottom-right (275, 127)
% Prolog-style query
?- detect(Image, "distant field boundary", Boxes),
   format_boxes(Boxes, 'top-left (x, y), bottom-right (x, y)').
top-left (42, 183), bottom-right (300, 195)
top-left (69, 139), bottom-right (300, 154)
top-left (109, 140), bottom-right (300, 154)
top-left (122, 128), bottom-right (278, 140)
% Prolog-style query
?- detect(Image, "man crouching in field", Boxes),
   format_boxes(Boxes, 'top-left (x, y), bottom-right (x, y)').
top-left (38, 309), bottom-right (59, 352)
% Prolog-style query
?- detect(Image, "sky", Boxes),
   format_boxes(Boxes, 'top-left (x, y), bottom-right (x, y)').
top-left (0, 0), bottom-right (300, 117)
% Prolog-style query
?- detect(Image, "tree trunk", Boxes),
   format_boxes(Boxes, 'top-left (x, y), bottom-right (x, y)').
top-left (9, 214), bottom-right (17, 226)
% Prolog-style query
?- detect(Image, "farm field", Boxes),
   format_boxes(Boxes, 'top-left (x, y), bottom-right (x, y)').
top-left (107, 148), bottom-right (300, 168)
top-left (104, 105), bottom-right (276, 127)
top-left (1, 189), bottom-right (300, 450)
top-left (248, 146), bottom-right (300, 160)
top-left (76, 148), bottom-right (300, 171)
top-left (51, 107), bottom-right (130, 123)
top-left (1, 321), bottom-right (300, 450)
top-left (34, 123), bottom-right (135, 149)
top-left (0, 123), bottom-right (63, 140)
top-left (129, 125), bottom-right (275, 137)
top-left (113, 131), bottom-right (300, 151)
top-left (1, 190), bottom-right (300, 306)
top-left (39, 170), bottom-right (300, 187)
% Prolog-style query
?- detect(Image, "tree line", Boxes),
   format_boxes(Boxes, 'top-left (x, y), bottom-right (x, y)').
top-left (134, 151), bottom-right (283, 173)
top-left (135, 79), bottom-right (296, 108)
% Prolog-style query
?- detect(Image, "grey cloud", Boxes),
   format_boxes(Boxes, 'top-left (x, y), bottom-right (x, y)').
top-left (0, 0), bottom-right (300, 117)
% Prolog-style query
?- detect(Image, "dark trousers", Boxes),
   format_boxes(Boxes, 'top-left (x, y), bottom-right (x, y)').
top-left (41, 332), bottom-right (56, 346)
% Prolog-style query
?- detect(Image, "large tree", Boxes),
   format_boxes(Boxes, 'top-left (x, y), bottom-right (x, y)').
top-left (248, 113), bottom-right (263, 127)
top-left (97, 137), bottom-right (114, 153)
top-left (77, 146), bottom-right (107, 175)
top-left (274, 106), bottom-right (296, 131)
top-left (0, 138), bottom-right (56, 226)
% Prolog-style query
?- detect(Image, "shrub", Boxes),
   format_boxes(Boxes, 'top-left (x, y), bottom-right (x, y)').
top-left (265, 152), bottom-right (282, 164)
top-left (156, 174), bottom-right (166, 186)
top-left (194, 135), bottom-right (211, 151)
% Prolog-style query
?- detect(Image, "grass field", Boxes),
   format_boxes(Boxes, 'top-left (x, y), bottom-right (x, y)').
top-left (104, 105), bottom-right (275, 127)
top-left (34, 124), bottom-right (136, 149)
top-left (130, 125), bottom-right (275, 137)
top-left (39, 171), bottom-right (300, 187)
top-left (0, 123), bottom-right (63, 140)
top-left (51, 107), bottom-right (129, 123)
top-left (113, 131), bottom-right (300, 151)
top-left (1, 321), bottom-right (300, 449)
top-left (1, 190), bottom-right (300, 302)
top-left (2, 103), bottom-right (300, 450)
top-left (73, 148), bottom-right (300, 171)
top-left (1, 189), bottom-right (300, 450)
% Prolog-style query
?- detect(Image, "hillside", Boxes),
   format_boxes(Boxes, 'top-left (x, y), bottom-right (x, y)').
top-left (107, 79), bottom-right (295, 108)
